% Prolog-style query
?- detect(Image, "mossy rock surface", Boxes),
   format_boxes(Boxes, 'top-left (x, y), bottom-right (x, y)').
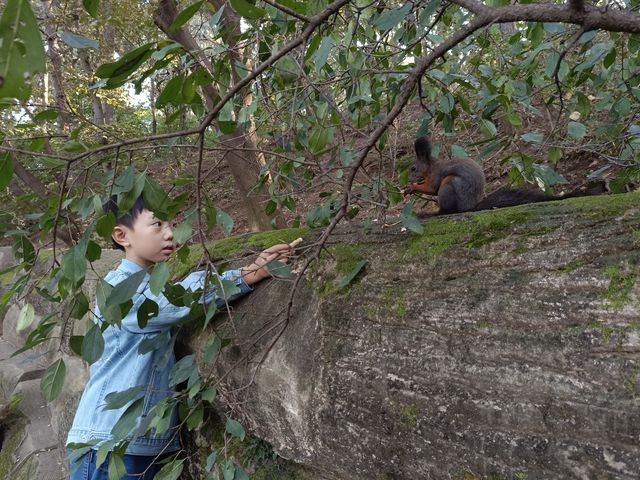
top-left (181, 193), bottom-right (640, 479)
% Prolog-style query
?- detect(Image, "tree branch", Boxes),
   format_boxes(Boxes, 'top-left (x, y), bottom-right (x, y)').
top-left (451, 0), bottom-right (640, 33)
top-left (260, 0), bottom-right (310, 23)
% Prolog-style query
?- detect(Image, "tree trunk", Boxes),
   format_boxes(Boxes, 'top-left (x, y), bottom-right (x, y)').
top-left (153, 0), bottom-right (278, 231)
top-left (188, 193), bottom-right (640, 480)
top-left (42, 0), bottom-right (70, 131)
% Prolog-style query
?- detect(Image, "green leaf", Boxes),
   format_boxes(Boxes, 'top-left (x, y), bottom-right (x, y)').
top-left (603, 47), bottom-right (616, 69)
top-left (439, 93), bottom-right (455, 114)
top-left (33, 109), bottom-right (59, 122)
top-left (137, 298), bottom-right (159, 329)
top-left (59, 31), bottom-right (99, 50)
top-left (479, 119), bottom-right (497, 138)
top-left (187, 404), bottom-right (204, 430)
top-left (209, 5), bottom-right (225, 28)
top-left (156, 74), bottom-right (185, 108)
top-left (61, 245), bottom-right (87, 288)
top-left (229, 0), bottom-right (266, 19)
top-left (111, 397), bottom-right (144, 438)
top-left (533, 163), bottom-right (568, 187)
top-left (206, 451), bottom-right (217, 471)
top-left (41, 358), bottom-right (66, 401)
top-left (169, 354), bottom-right (196, 386)
top-left (170, 1), bottom-right (204, 31)
top-left (86, 240), bottom-right (101, 262)
top-left (173, 221), bottom-right (193, 244)
top-left (82, 0), bottom-right (99, 18)
top-left (201, 386), bottom-right (217, 403)
top-left (108, 451), bottom-right (127, 480)
top-left (309, 127), bottom-right (333, 154)
top-left (12, 235), bottom-right (35, 269)
top-left (216, 210), bottom-right (234, 236)
top-left (372, 3), bottom-right (412, 31)
top-left (70, 292), bottom-right (90, 319)
top-left (506, 110), bottom-right (522, 128)
top-left (520, 132), bottom-right (544, 144)
top-left (336, 260), bottom-right (367, 290)
top-left (63, 140), bottom-right (87, 153)
top-left (450, 145), bottom-right (469, 158)
top-left (0, 153), bottom-right (13, 189)
top-left (224, 461), bottom-right (236, 480)
top-left (16, 303), bottom-right (35, 331)
top-left (0, 0), bottom-right (47, 100)
top-left (149, 262), bottom-right (170, 296)
top-left (266, 260), bottom-right (292, 279)
top-left (204, 334), bottom-right (221, 363)
top-left (400, 202), bottom-right (424, 235)
top-left (567, 121), bottom-right (586, 141)
top-left (225, 417), bottom-right (245, 440)
top-left (107, 269), bottom-right (146, 306)
top-left (104, 385), bottom-right (146, 410)
top-left (95, 43), bottom-right (155, 83)
top-left (155, 459), bottom-right (184, 480)
top-left (81, 322), bottom-right (104, 364)
top-left (138, 332), bottom-right (168, 355)
top-left (94, 439), bottom-right (118, 470)
top-left (548, 146), bottom-right (563, 164)
top-left (96, 212), bottom-right (116, 241)
top-left (314, 36), bottom-right (334, 73)
top-left (234, 466), bottom-right (250, 480)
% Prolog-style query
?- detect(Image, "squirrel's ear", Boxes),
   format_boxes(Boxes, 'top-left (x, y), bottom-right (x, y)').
top-left (414, 136), bottom-right (432, 162)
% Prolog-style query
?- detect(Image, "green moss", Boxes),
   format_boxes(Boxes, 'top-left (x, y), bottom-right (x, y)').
top-left (313, 243), bottom-right (368, 297)
top-left (381, 288), bottom-right (407, 319)
top-left (246, 228), bottom-right (308, 250)
top-left (0, 415), bottom-right (33, 480)
top-left (404, 217), bottom-right (470, 258)
top-left (394, 402), bottom-right (419, 428)
top-left (448, 468), bottom-right (517, 480)
top-left (564, 320), bottom-right (640, 343)
top-left (622, 368), bottom-right (640, 398)
top-left (477, 320), bottom-right (493, 329)
top-left (559, 260), bottom-right (586, 273)
top-left (562, 191), bottom-right (640, 219)
top-left (603, 265), bottom-right (639, 309)
top-left (405, 207), bottom-right (535, 258)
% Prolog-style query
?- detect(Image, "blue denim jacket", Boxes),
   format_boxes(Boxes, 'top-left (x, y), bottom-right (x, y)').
top-left (66, 258), bottom-right (252, 455)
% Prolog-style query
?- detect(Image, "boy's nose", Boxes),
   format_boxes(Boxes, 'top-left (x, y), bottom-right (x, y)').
top-left (163, 223), bottom-right (174, 239)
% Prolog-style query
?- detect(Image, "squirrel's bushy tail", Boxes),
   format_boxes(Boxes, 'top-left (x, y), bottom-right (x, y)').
top-left (474, 182), bottom-right (606, 211)
top-left (474, 187), bottom-right (555, 211)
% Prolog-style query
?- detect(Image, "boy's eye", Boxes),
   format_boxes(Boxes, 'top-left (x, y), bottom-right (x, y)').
top-left (153, 221), bottom-right (162, 227)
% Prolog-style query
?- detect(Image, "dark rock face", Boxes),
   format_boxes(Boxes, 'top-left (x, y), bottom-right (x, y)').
top-left (192, 194), bottom-right (640, 480)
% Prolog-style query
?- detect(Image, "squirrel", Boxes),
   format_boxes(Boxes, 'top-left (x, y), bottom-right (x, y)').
top-left (403, 136), bottom-right (605, 214)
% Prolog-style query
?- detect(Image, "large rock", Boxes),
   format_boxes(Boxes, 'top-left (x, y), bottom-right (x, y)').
top-left (190, 192), bottom-right (640, 480)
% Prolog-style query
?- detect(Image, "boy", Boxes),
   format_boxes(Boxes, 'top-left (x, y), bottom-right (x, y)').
top-left (66, 195), bottom-right (292, 479)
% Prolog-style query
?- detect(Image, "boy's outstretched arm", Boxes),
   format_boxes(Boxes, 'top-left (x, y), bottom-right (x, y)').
top-left (240, 243), bottom-right (293, 285)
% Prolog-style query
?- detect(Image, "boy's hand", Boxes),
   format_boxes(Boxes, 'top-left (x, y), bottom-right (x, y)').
top-left (240, 243), bottom-right (294, 285)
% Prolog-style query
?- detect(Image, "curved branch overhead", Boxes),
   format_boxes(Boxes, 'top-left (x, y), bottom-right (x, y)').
top-left (452, 0), bottom-right (640, 33)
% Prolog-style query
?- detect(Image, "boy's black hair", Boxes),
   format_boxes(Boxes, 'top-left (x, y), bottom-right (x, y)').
top-left (102, 194), bottom-right (146, 251)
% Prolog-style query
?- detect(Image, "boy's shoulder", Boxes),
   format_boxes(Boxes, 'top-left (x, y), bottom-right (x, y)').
top-left (102, 258), bottom-right (146, 285)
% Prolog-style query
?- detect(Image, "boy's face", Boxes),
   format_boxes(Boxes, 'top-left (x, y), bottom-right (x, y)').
top-left (112, 209), bottom-right (176, 269)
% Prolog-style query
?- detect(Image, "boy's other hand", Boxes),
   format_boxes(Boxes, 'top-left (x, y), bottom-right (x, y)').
top-left (241, 243), bottom-right (294, 285)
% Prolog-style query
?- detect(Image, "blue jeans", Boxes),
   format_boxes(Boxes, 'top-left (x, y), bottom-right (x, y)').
top-left (67, 448), bottom-right (167, 480)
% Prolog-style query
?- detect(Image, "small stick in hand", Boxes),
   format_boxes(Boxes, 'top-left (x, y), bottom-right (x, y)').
top-left (289, 237), bottom-right (303, 248)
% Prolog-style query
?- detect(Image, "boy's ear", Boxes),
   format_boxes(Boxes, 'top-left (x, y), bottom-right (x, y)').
top-left (111, 225), bottom-right (129, 249)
